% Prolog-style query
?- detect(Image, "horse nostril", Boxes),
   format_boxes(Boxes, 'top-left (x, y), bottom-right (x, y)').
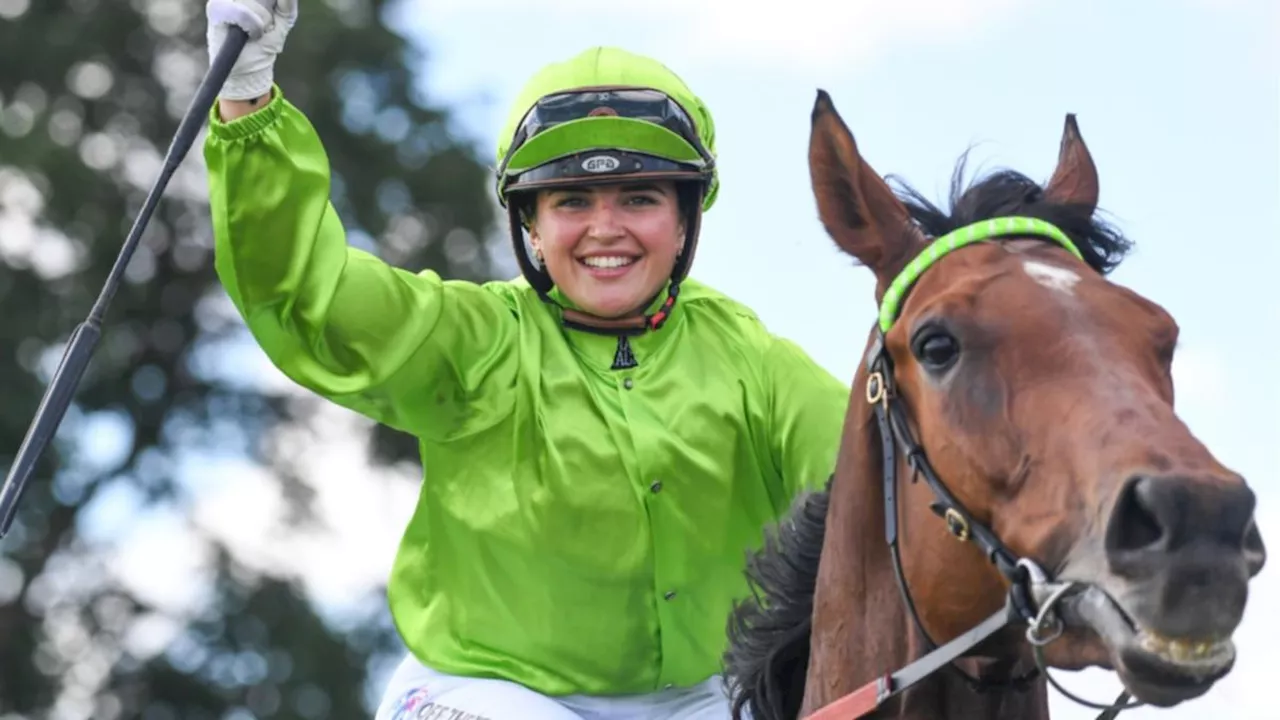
top-left (1101, 474), bottom-right (1259, 635)
top-left (1105, 476), bottom-right (1168, 560)
top-left (1105, 474), bottom-right (1260, 576)
top-left (1242, 518), bottom-right (1267, 577)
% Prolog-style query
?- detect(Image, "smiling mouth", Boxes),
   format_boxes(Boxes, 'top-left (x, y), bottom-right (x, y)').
top-left (579, 255), bottom-right (639, 270)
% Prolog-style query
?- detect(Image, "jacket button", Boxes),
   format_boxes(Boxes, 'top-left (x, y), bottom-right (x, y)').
top-left (650, 480), bottom-right (662, 493)
top-left (664, 590), bottom-right (677, 601)
top-left (623, 378), bottom-right (634, 390)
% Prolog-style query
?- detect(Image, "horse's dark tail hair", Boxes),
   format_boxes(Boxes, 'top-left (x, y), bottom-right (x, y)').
top-left (724, 477), bottom-right (833, 720)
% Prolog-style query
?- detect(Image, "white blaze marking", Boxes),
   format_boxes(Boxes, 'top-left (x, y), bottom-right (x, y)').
top-left (1022, 260), bottom-right (1081, 294)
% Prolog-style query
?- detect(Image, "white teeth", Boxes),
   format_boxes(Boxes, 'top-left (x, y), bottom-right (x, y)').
top-left (581, 256), bottom-right (636, 269)
top-left (1137, 631), bottom-right (1235, 669)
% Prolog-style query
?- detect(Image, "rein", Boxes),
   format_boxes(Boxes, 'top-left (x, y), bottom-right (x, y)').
top-left (801, 217), bottom-right (1143, 720)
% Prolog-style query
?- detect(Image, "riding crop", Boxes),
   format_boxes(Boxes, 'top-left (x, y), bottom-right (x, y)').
top-left (0, 26), bottom-right (251, 538)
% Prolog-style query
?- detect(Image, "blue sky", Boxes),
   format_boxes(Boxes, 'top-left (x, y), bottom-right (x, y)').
top-left (18, 0), bottom-right (1274, 716)
top-left (384, 0), bottom-right (1277, 716)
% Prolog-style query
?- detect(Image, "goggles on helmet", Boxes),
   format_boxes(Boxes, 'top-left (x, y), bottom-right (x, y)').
top-left (496, 87), bottom-right (715, 202)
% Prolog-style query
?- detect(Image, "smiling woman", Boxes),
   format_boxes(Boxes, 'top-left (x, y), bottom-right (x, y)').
top-left (202, 11), bottom-right (852, 718)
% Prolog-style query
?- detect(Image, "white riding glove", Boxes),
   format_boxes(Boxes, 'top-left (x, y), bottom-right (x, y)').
top-left (206, 0), bottom-right (298, 101)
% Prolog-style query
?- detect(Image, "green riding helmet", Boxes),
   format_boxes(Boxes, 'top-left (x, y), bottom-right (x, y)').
top-left (494, 46), bottom-right (720, 334)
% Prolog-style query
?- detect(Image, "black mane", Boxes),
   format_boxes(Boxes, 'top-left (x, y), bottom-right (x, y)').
top-left (722, 156), bottom-right (1135, 720)
top-left (888, 152), bottom-right (1134, 274)
top-left (724, 480), bottom-right (831, 720)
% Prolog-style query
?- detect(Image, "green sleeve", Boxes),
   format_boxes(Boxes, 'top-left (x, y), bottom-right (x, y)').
top-left (764, 337), bottom-right (851, 498)
top-left (204, 87), bottom-right (518, 440)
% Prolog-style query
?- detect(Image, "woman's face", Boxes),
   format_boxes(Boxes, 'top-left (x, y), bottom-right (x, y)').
top-left (529, 181), bottom-right (684, 319)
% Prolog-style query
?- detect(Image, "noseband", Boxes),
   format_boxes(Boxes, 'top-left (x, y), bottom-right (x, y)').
top-left (803, 217), bottom-right (1141, 720)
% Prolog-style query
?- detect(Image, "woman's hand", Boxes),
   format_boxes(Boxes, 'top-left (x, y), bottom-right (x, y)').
top-left (206, 0), bottom-right (297, 119)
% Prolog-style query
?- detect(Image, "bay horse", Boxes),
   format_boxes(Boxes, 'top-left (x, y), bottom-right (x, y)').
top-left (723, 91), bottom-right (1267, 720)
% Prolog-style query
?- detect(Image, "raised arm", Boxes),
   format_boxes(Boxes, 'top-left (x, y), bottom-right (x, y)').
top-left (202, 1), bottom-right (521, 440)
top-left (205, 89), bottom-right (519, 440)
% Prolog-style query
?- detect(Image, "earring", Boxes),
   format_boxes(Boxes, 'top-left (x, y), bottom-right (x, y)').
top-left (534, 247), bottom-right (545, 265)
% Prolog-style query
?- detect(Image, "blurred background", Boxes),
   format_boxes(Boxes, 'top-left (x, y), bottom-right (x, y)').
top-left (0, 0), bottom-right (1274, 718)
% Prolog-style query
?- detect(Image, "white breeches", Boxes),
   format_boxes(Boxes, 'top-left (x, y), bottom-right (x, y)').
top-left (375, 653), bottom-right (750, 720)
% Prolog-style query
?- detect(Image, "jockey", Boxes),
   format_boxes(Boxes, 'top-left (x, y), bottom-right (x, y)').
top-left (204, 1), bottom-right (850, 718)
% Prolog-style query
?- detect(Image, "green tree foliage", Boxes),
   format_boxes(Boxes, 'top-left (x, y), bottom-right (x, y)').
top-left (0, 0), bottom-right (499, 715)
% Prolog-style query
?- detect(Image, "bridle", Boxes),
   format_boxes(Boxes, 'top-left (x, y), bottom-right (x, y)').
top-left (801, 216), bottom-right (1145, 720)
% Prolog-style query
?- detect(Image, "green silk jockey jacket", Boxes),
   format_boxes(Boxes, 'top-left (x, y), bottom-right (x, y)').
top-left (203, 88), bottom-right (851, 697)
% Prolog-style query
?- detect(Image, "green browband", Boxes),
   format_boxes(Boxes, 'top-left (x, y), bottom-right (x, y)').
top-left (878, 216), bottom-right (1084, 333)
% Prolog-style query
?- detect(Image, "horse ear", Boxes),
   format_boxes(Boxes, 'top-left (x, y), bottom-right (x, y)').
top-left (809, 90), bottom-right (925, 296)
top-left (1044, 113), bottom-right (1099, 214)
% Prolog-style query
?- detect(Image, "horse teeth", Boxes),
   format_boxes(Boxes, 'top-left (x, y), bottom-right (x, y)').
top-left (1137, 631), bottom-right (1233, 665)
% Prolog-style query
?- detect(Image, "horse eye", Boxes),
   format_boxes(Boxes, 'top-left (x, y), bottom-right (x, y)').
top-left (911, 329), bottom-right (961, 371)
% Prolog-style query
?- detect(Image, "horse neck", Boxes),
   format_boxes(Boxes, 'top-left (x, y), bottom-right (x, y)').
top-left (801, 355), bottom-right (1051, 720)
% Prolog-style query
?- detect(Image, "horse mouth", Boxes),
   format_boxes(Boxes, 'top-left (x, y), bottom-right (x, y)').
top-left (1064, 585), bottom-right (1236, 706)
top-left (1133, 631), bottom-right (1235, 671)
top-left (1117, 630), bottom-right (1235, 705)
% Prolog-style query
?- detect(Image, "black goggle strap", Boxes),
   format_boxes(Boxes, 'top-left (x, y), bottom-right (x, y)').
top-left (510, 151), bottom-right (706, 187)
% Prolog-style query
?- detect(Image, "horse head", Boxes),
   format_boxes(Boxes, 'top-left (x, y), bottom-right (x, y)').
top-left (725, 91), bottom-right (1266, 720)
